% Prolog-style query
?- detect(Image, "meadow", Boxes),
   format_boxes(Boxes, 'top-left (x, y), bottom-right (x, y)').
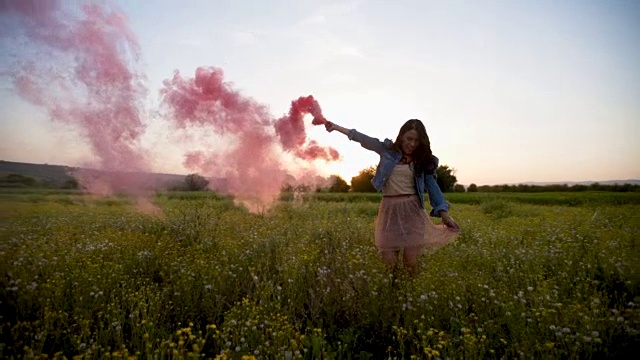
top-left (1, 189), bottom-right (638, 359)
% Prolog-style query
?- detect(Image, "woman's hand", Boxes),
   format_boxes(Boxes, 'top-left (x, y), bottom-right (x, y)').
top-left (441, 213), bottom-right (460, 232)
top-left (324, 120), bottom-right (336, 133)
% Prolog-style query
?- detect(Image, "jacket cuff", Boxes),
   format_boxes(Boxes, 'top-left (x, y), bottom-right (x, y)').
top-left (347, 129), bottom-right (357, 141)
top-left (429, 202), bottom-right (450, 217)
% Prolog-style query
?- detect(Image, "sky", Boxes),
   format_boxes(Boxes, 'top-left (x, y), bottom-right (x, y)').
top-left (1, 0), bottom-right (639, 186)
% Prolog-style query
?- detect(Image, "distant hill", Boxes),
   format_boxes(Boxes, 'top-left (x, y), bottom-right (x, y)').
top-left (0, 160), bottom-right (186, 188)
top-left (0, 160), bottom-right (76, 186)
top-left (2, 160), bottom-right (639, 189)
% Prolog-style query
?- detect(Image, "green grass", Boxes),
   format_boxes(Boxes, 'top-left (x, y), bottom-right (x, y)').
top-left (445, 192), bottom-right (640, 206)
top-left (0, 192), bottom-right (638, 359)
top-left (302, 191), bottom-right (640, 207)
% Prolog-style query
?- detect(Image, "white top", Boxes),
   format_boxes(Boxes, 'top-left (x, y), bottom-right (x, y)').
top-left (382, 164), bottom-right (414, 195)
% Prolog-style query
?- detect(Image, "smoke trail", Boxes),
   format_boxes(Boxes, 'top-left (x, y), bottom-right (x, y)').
top-left (2, 1), bottom-right (340, 213)
top-left (160, 67), bottom-right (340, 211)
top-left (1, 0), bottom-right (152, 197)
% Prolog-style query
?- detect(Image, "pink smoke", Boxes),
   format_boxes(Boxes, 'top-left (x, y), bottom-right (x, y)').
top-left (1, 0), bottom-right (151, 197)
top-left (2, 1), bottom-right (341, 213)
top-left (161, 67), bottom-right (340, 211)
top-left (274, 95), bottom-right (338, 161)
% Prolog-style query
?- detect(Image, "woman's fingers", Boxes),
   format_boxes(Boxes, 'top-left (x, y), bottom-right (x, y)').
top-left (324, 121), bottom-right (334, 132)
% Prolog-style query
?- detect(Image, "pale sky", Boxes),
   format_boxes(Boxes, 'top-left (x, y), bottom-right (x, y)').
top-left (1, 0), bottom-right (639, 185)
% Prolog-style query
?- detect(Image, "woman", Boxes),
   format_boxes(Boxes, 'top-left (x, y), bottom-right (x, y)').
top-left (324, 119), bottom-right (460, 275)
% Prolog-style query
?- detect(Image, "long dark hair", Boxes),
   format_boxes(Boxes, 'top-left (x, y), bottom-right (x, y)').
top-left (392, 119), bottom-right (437, 175)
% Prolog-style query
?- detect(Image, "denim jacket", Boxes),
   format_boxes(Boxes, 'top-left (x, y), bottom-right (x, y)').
top-left (348, 129), bottom-right (449, 217)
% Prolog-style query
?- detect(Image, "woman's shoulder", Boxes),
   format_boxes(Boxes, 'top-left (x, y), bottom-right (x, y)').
top-left (381, 139), bottom-right (401, 156)
top-left (432, 154), bottom-right (439, 166)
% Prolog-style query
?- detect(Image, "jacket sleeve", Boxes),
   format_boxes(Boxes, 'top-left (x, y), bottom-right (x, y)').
top-left (425, 174), bottom-right (450, 217)
top-left (347, 129), bottom-right (392, 154)
top-left (424, 155), bottom-right (448, 217)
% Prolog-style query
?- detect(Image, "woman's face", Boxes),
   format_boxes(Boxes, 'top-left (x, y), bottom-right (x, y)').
top-left (401, 129), bottom-right (420, 155)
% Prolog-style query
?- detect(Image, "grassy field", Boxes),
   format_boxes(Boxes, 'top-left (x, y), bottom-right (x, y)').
top-left (1, 189), bottom-right (638, 359)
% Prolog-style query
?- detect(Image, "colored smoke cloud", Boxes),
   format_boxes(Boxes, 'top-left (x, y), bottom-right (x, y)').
top-left (1, 0), bottom-right (151, 197)
top-left (1, 1), bottom-right (340, 212)
top-left (160, 67), bottom-right (340, 211)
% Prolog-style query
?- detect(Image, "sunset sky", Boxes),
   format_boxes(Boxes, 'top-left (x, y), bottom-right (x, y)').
top-left (1, 0), bottom-right (639, 186)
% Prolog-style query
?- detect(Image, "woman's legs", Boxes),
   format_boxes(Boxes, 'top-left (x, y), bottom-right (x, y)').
top-left (379, 247), bottom-right (424, 277)
top-left (379, 249), bottom-right (399, 268)
top-left (403, 245), bottom-right (425, 276)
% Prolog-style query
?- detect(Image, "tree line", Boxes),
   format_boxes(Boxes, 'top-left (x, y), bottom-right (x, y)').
top-left (330, 165), bottom-right (639, 193)
top-left (2, 168), bottom-right (638, 193)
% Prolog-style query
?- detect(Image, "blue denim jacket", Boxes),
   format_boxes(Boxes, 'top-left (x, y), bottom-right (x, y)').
top-left (348, 129), bottom-right (449, 217)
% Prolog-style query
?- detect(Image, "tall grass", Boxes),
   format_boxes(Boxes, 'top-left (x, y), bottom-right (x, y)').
top-left (0, 192), bottom-right (638, 358)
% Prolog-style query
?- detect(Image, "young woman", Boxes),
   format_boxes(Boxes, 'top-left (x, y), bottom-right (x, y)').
top-left (325, 119), bottom-right (460, 275)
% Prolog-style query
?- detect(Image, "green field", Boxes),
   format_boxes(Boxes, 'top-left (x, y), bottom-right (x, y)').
top-left (1, 190), bottom-right (638, 359)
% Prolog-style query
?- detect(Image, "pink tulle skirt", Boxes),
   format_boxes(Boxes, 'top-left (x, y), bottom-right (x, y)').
top-left (375, 195), bottom-right (458, 252)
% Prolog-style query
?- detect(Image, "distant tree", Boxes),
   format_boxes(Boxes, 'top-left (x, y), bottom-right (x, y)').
top-left (328, 175), bottom-right (350, 193)
top-left (184, 173), bottom-right (209, 191)
top-left (436, 165), bottom-right (457, 193)
top-left (467, 183), bottom-right (478, 192)
top-left (351, 166), bottom-right (377, 192)
top-left (0, 173), bottom-right (37, 187)
top-left (62, 178), bottom-right (79, 189)
top-left (454, 184), bottom-right (466, 193)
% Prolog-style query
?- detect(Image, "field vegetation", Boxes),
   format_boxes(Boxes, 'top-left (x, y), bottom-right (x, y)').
top-left (1, 189), bottom-right (638, 359)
